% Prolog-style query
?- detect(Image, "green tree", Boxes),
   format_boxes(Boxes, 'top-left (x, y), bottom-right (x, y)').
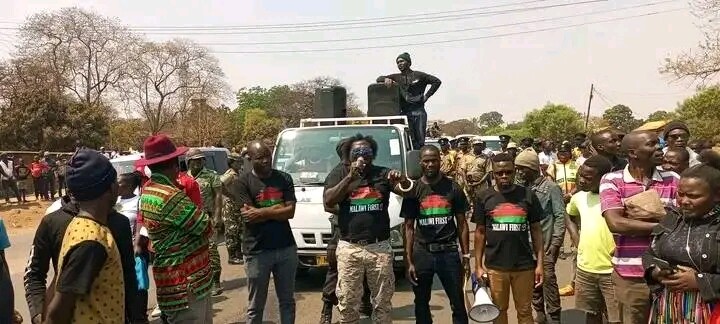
top-left (645, 110), bottom-right (677, 122)
top-left (523, 103), bottom-right (584, 141)
top-left (676, 86), bottom-right (720, 141)
top-left (441, 119), bottom-right (479, 136)
top-left (475, 111), bottom-right (504, 129)
top-left (242, 109), bottom-right (283, 142)
top-left (602, 104), bottom-right (643, 133)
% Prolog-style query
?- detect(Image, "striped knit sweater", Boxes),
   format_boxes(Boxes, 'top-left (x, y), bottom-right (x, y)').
top-left (140, 173), bottom-right (213, 312)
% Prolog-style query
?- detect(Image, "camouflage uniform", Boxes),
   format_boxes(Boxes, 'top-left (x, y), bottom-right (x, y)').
top-left (220, 167), bottom-right (243, 260)
top-left (190, 167), bottom-right (223, 284)
top-left (336, 240), bottom-right (395, 324)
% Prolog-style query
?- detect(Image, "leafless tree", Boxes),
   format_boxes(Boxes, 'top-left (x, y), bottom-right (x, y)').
top-left (18, 7), bottom-right (138, 109)
top-left (662, 1), bottom-right (720, 83)
top-left (120, 39), bottom-right (230, 133)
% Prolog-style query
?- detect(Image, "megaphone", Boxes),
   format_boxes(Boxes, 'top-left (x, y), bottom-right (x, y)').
top-left (469, 273), bottom-right (500, 323)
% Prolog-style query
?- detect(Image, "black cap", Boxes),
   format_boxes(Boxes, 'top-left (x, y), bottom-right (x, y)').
top-left (66, 149), bottom-right (117, 201)
top-left (499, 135), bottom-right (511, 141)
top-left (458, 137), bottom-right (469, 144)
top-left (438, 138), bottom-right (449, 145)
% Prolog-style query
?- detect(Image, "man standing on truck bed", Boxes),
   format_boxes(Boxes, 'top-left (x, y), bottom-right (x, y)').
top-left (377, 52), bottom-right (441, 148)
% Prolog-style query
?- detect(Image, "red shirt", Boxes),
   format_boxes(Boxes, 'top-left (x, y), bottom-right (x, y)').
top-left (137, 171), bottom-right (203, 223)
top-left (30, 162), bottom-right (48, 178)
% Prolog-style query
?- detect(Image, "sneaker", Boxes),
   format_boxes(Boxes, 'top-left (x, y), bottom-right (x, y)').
top-left (150, 305), bottom-right (162, 318)
top-left (559, 284), bottom-right (575, 296)
top-left (212, 283), bottom-right (224, 296)
top-left (319, 302), bottom-right (333, 324)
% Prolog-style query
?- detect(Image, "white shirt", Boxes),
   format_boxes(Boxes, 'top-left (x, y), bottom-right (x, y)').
top-left (46, 198), bottom-right (63, 215)
top-left (116, 195), bottom-right (140, 236)
top-left (663, 146), bottom-right (700, 167)
top-left (539, 151), bottom-right (558, 166)
top-left (0, 160), bottom-right (13, 181)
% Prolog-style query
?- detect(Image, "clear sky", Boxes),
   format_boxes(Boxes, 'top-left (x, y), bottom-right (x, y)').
top-left (0, 0), bottom-right (705, 122)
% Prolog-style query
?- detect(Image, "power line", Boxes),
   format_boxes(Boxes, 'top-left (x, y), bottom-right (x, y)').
top-left (207, 8), bottom-right (686, 54)
top-left (135, 0), bottom-right (564, 30)
top-left (592, 87), bottom-right (618, 106)
top-left (84, 0), bottom-right (611, 35)
top-left (196, 0), bottom-right (678, 46)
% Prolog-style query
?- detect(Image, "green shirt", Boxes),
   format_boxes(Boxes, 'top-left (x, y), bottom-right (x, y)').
top-left (190, 168), bottom-right (222, 213)
top-left (139, 173), bottom-right (213, 312)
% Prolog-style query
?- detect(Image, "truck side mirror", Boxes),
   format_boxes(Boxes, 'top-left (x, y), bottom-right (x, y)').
top-left (405, 150), bottom-right (421, 180)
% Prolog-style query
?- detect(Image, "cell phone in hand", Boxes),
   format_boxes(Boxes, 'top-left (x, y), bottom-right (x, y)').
top-left (653, 257), bottom-right (677, 273)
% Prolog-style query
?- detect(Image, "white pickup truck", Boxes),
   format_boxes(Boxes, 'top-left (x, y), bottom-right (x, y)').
top-left (272, 116), bottom-right (419, 272)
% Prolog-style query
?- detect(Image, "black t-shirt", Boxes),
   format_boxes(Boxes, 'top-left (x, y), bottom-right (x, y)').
top-left (324, 164), bottom-right (392, 242)
top-left (15, 165), bottom-right (30, 180)
top-left (56, 240), bottom-right (107, 295)
top-left (472, 185), bottom-right (544, 271)
top-left (234, 169), bottom-right (297, 254)
top-left (401, 177), bottom-right (467, 244)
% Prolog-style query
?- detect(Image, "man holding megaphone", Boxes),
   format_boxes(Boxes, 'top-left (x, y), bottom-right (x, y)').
top-left (472, 153), bottom-right (546, 324)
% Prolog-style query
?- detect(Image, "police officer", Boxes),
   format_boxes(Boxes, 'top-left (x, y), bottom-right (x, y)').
top-left (499, 135), bottom-right (512, 153)
top-left (221, 153), bottom-right (245, 265)
top-left (454, 138), bottom-right (475, 198)
top-left (466, 138), bottom-right (491, 202)
top-left (439, 138), bottom-right (456, 178)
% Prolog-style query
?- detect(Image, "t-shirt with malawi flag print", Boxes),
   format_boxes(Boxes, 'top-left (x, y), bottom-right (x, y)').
top-left (400, 177), bottom-right (467, 244)
top-left (472, 185), bottom-right (544, 271)
top-left (325, 164), bottom-right (392, 242)
top-left (235, 169), bottom-right (297, 254)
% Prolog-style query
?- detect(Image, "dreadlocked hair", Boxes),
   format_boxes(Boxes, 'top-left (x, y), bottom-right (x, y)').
top-left (341, 133), bottom-right (378, 159)
top-left (681, 150), bottom-right (720, 193)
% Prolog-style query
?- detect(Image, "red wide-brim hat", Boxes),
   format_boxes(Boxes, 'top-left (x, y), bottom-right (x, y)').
top-left (135, 134), bottom-right (188, 167)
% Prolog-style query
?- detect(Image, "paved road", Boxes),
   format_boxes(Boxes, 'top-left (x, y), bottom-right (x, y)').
top-left (7, 229), bottom-right (578, 324)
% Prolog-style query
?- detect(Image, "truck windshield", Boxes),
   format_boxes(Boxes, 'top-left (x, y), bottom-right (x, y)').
top-left (273, 126), bottom-right (404, 186)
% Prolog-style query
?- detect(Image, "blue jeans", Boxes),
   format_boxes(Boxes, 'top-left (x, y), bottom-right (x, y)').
top-left (406, 108), bottom-right (427, 149)
top-left (245, 245), bottom-right (298, 324)
top-left (412, 244), bottom-right (468, 324)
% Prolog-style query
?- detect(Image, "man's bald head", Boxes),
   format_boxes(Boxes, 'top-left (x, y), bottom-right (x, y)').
top-left (621, 131), bottom-right (655, 152)
top-left (247, 140), bottom-right (270, 158)
top-left (591, 129), bottom-right (620, 156)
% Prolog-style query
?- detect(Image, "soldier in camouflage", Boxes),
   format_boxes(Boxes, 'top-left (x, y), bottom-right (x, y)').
top-left (221, 152), bottom-right (245, 265)
top-left (187, 148), bottom-right (224, 296)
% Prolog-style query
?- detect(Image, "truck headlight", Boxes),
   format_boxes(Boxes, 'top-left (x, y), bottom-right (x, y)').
top-left (390, 225), bottom-right (403, 247)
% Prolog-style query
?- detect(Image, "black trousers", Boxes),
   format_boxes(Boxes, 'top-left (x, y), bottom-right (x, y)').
top-left (322, 225), bottom-right (371, 307)
top-left (0, 252), bottom-right (14, 324)
top-left (412, 244), bottom-right (468, 324)
top-left (1, 180), bottom-right (20, 202)
top-left (406, 108), bottom-right (428, 148)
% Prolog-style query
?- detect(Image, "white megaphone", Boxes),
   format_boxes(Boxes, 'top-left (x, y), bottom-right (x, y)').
top-left (469, 273), bottom-right (500, 323)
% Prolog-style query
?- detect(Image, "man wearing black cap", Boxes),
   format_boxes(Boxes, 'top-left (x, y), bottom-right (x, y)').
top-left (377, 52), bottom-right (442, 148)
top-left (662, 120), bottom-right (700, 167)
top-left (499, 135), bottom-right (511, 153)
top-left (44, 149), bottom-right (129, 324)
top-left (439, 138), bottom-right (456, 178)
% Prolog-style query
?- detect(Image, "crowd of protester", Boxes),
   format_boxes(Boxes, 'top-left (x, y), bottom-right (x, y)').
top-left (1, 118), bottom-right (720, 323)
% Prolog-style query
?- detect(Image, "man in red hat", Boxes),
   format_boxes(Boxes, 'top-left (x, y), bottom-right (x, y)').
top-left (137, 134), bottom-right (214, 323)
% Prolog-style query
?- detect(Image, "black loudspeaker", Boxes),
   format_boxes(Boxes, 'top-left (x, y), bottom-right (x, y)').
top-left (367, 83), bottom-right (401, 117)
top-left (313, 87), bottom-right (347, 118)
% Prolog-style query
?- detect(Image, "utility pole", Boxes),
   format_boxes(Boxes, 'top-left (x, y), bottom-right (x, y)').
top-left (585, 83), bottom-right (594, 130)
